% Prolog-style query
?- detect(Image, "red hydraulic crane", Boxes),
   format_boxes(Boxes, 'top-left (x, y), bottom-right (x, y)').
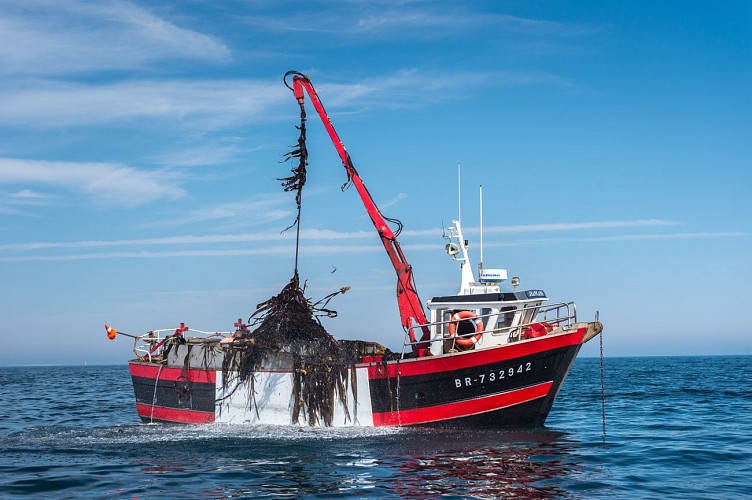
top-left (284, 71), bottom-right (431, 357)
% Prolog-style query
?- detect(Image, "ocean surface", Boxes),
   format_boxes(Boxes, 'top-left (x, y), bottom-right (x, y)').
top-left (1, 356), bottom-right (750, 499)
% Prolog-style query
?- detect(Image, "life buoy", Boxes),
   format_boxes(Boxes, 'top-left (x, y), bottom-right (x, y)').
top-left (523, 322), bottom-right (554, 339)
top-left (448, 310), bottom-right (484, 348)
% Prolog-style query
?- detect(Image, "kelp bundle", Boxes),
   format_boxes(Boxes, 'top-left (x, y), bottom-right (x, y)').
top-left (220, 273), bottom-right (357, 425)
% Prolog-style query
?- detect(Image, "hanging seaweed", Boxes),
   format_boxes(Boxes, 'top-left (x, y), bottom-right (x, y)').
top-left (217, 74), bottom-right (394, 426)
top-left (219, 273), bottom-right (366, 425)
top-left (279, 94), bottom-right (308, 241)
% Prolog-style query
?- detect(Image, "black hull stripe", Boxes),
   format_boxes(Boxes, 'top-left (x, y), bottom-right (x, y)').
top-left (131, 375), bottom-right (216, 413)
top-left (369, 345), bottom-right (578, 414)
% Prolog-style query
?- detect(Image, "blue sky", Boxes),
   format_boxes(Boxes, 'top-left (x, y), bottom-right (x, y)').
top-left (1, 0), bottom-right (750, 365)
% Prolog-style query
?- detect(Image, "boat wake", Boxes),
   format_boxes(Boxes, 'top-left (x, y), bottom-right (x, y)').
top-left (3, 422), bottom-right (406, 449)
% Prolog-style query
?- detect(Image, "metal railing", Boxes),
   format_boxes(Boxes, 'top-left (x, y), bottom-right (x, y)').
top-left (402, 301), bottom-right (578, 354)
top-left (133, 327), bottom-right (233, 362)
top-left (540, 301), bottom-right (577, 324)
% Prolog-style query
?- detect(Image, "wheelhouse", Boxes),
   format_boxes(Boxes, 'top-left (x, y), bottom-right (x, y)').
top-left (406, 220), bottom-right (580, 357)
top-left (425, 290), bottom-right (577, 355)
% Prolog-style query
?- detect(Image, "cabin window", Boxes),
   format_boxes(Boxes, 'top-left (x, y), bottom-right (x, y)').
top-left (522, 304), bottom-right (538, 327)
top-left (480, 308), bottom-right (492, 329)
top-left (441, 310), bottom-right (453, 337)
top-left (498, 306), bottom-right (516, 329)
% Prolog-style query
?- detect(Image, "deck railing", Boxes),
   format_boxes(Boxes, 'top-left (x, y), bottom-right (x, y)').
top-left (402, 301), bottom-right (578, 356)
top-left (132, 327), bottom-right (232, 362)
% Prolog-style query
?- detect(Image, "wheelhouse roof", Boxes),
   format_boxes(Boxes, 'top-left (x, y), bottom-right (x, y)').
top-left (428, 290), bottom-right (547, 304)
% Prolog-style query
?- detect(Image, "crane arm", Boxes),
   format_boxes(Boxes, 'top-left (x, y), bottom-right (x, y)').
top-left (284, 71), bottom-right (431, 356)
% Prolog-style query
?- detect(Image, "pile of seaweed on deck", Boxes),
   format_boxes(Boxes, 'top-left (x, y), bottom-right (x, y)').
top-left (220, 273), bottom-right (387, 426)
top-left (218, 90), bottom-right (392, 426)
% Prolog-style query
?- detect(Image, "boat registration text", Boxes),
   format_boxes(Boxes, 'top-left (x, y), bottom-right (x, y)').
top-left (454, 362), bottom-right (532, 388)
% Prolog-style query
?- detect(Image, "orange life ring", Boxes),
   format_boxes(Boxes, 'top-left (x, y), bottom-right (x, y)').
top-left (448, 310), bottom-right (484, 348)
top-left (523, 322), bottom-right (554, 339)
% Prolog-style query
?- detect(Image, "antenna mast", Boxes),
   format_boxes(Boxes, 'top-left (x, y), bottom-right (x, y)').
top-left (457, 163), bottom-right (461, 223)
top-left (479, 184), bottom-right (483, 277)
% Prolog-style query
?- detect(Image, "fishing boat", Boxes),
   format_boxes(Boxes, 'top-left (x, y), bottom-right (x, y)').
top-left (108, 71), bottom-right (602, 427)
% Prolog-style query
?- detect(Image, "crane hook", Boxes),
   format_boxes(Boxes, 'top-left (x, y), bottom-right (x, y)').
top-left (284, 70), bottom-right (310, 91)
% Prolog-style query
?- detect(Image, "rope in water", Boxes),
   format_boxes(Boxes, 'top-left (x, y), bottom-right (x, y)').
top-left (150, 363), bottom-right (164, 424)
top-left (598, 311), bottom-right (606, 437)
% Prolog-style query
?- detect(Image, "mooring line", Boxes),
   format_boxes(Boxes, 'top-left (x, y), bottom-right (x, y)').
top-left (150, 363), bottom-right (164, 424)
top-left (598, 311), bottom-right (606, 438)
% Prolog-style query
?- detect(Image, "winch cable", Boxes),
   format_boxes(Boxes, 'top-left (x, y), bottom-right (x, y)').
top-left (279, 75), bottom-right (309, 275)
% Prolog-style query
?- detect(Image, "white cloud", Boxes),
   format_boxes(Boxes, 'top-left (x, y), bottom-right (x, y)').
top-left (0, 227), bottom-right (375, 252)
top-left (309, 68), bottom-right (573, 112)
top-left (0, 188), bottom-right (50, 215)
top-left (401, 219), bottom-right (677, 237)
top-left (379, 192), bottom-right (407, 209)
top-left (245, 5), bottom-right (594, 39)
top-left (2, 189), bottom-right (49, 204)
top-left (1, 215), bottom-right (746, 260)
top-left (0, 158), bottom-right (184, 207)
top-left (0, 2), bottom-right (587, 134)
top-left (351, 10), bottom-right (585, 37)
top-left (0, 244), bottom-right (382, 262)
top-left (137, 196), bottom-right (294, 229)
top-left (0, 68), bottom-right (562, 129)
top-left (557, 232), bottom-right (750, 242)
top-left (0, 218), bottom-right (683, 252)
top-left (150, 143), bottom-right (264, 169)
top-left (0, 0), bottom-right (230, 76)
top-left (1, 231), bottom-right (747, 262)
top-left (9, 189), bottom-right (46, 200)
top-left (405, 231), bottom-right (751, 251)
top-left (0, 79), bottom-right (287, 128)
top-left (479, 219), bottom-right (678, 234)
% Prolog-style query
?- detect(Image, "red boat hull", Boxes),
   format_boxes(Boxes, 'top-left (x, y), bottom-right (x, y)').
top-left (129, 326), bottom-right (587, 427)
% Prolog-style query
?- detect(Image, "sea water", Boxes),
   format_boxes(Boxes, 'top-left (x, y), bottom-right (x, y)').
top-left (1, 356), bottom-right (750, 499)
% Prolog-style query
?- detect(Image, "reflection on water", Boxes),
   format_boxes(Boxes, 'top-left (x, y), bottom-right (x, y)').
top-left (379, 428), bottom-right (584, 498)
top-left (119, 426), bottom-right (594, 498)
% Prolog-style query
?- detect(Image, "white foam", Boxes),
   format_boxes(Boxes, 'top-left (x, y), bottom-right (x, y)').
top-left (5, 423), bottom-right (407, 448)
